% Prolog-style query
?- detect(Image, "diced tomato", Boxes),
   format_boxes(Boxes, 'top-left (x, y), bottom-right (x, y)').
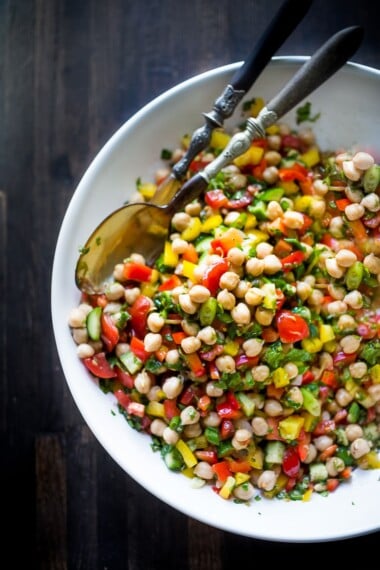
top-left (101, 312), bottom-right (120, 352)
top-left (234, 353), bottom-right (259, 369)
top-left (261, 327), bottom-right (279, 343)
top-left (319, 444), bottom-right (338, 461)
top-left (182, 243), bottom-right (199, 263)
top-left (326, 479), bottom-right (339, 493)
top-left (220, 419), bottom-right (235, 440)
top-left (127, 402), bottom-right (145, 417)
top-left (212, 461), bottom-right (232, 483)
top-left (320, 370), bottom-right (338, 389)
top-left (313, 419), bottom-right (336, 436)
top-left (163, 398), bottom-right (180, 420)
top-left (211, 232), bottom-right (243, 256)
top-left (366, 406), bottom-right (376, 424)
top-left (123, 262), bottom-right (153, 282)
top-left (276, 310), bottom-right (309, 343)
top-left (115, 367), bottom-right (134, 389)
top-left (197, 395), bottom-right (211, 412)
top-left (208, 362), bottom-right (220, 380)
top-left (302, 370), bottom-right (315, 384)
top-left (336, 198), bottom-right (352, 211)
top-left (333, 351), bottom-right (357, 367)
top-left (199, 344), bottom-right (224, 361)
top-left (226, 192), bottom-right (252, 209)
top-left (266, 384), bottom-right (284, 400)
top-left (158, 274), bottom-right (182, 291)
top-left (189, 158), bottom-right (211, 173)
top-left (205, 189), bottom-right (228, 209)
top-left (297, 430), bottom-right (311, 462)
top-left (266, 417), bottom-right (284, 441)
top-left (129, 295), bottom-right (151, 338)
top-left (281, 134), bottom-right (301, 151)
top-left (299, 213), bottom-right (313, 233)
top-left (216, 403), bottom-right (242, 420)
top-left (278, 163), bottom-right (308, 182)
top-left (281, 250), bottom-right (305, 272)
top-left (348, 219), bottom-right (367, 242)
top-left (282, 447), bottom-right (300, 478)
top-left (83, 352), bottom-right (117, 379)
top-left (201, 259), bottom-right (229, 295)
top-left (273, 239), bottom-right (293, 258)
top-left (114, 389), bottom-right (132, 409)
top-left (229, 459), bottom-right (252, 473)
top-left (180, 386), bottom-right (195, 406)
top-left (130, 335), bottom-right (150, 362)
top-left (285, 477), bottom-right (297, 492)
top-left (155, 345), bottom-right (168, 362)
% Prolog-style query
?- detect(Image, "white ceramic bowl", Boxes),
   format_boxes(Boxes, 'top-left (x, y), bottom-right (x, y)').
top-left (51, 57), bottom-right (380, 542)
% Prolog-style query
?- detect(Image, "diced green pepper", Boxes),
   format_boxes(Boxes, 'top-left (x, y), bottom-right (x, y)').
top-left (199, 297), bottom-right (218, 326)
top-left (347, 401), bottom-right (360, 423)
top-left (300, 387), bottom-right (321, 417)
top-left (248, 200), bottom-right (267, 220)
top-left (204, 426), bottom-right (220, 445)
top-left (345, 261), bottom-right (363, 290)
top-left (257, 187), bottom-right (284, 202)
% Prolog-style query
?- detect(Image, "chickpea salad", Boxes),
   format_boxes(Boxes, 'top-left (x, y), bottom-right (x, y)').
top-left (69, 99), bottom-right (380, 504)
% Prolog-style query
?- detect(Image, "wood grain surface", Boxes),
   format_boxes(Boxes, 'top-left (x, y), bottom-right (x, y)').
top-left (1, 1), bottom-right (379, 568)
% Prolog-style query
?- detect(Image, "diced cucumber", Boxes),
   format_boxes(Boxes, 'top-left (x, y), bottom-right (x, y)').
top-left (86, 306), bottom-right (102, 341)
top-left (257, 187), bottom-right (284, 202)
top-left (164, 448), bottom-right (183, 471)
top-left (265, 441), bottom-right (285, 465)
top-left (248, 200), bottom-right (267, 220)
top-left (309, 463), bottom-right (328, 482)
top-left (345, 261), bottom-right (363, 291)
top-left (236, 392), bottom-right (255, 417)
top-left (300, 387), bottom-right (321, 417)
top-left (347, 401), bottom-right (361, 424)
top-left (119, 351), bottom-right (143, 375)
top-left (199, 297), bottom-right (218, 326)
top-left (195, 235), bottom-right (213, 254)
top-left (363, 165), bottom-right (380, 193)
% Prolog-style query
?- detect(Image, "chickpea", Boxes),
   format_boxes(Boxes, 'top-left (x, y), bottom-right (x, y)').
top-left (309, 198), bottom-right (326, 218)
top-left (162, 427), bottom-right (179, 445)
top-left (183, 422), bottom-right (202, 438)
top-left (77, 343), bottom-right (95, 359)
top-left (185, 201), bottom-right (202, 216)
top-left (242, 338), bottom-right (264, 357)
top-left (264, 399), bottom-right (283, 417)
top-left (313, 179), bottom-right (329, 196)
top-left (134, 371), bottom-right (152, 394)
top-left (296, 281), bottom-right (312, 302)
top-left (337, 314), bottom-right (356, 331)
top-left (255, 306), bottom-right (274, 326)
top-left (350, 438), bottom-right (371, 459)
top-left (215, 355), bottom-right (236, 373)
top-left (266, 200), bottom-right (283, 220)
top-left (230, 172), bottom-right (248, 189)
top-left (202, 411), bottom-right (221, 427)
top-left (147, 312), bottom-right (165, 333)
top-left (255, 242), bottom-right (273, 259)
top-left (251, 416), bottom-right (269, 436)
top-left (327, 283), bottom-right (346, 300)
top-left (340, 334), bottom-right (361, 354)
top-left (345, 186), bottom-right (363, 204)
top-left (193, 461), bottom-right (214, 480)
top-left (245, 287), bottom-right (265, 306)
top-left (150, 419), bottom-right (167, 437)
top-left (352, 151), bottom-right (374, 170)
top-left (181, 336), bottom-right (201, 354)
top-left (335, 388), bottom-right (354, 407)
top-left (227, 247), bottom-right (246, 266)
top-left (144, 333), bottom-right (162, 353)
top-left (303, 443), bottom-right (317, 464)
top-left (178, 294), bottom-right (198, 315)
top-left (336, 248), bottom-right (357, 267)
top-left (233, 482), bottom-right (255, 501)
top-left (115, 343), bottom-right (129, 358)
top-left (171, 237), bottom-right (188, 254)
top-left (232, 428), bottom-right (252, 450)
top-left (113, 263), bottom-right (125, 281)
top-left (263, 254), bottom-right (282, 274)
top-left (234, 280), bottom-right (250, 298)
top-left (165, 349), bottom-right (180, 367)
top-left (327, 300), bottom-right (348, 315)
top-left (196, 326), bottom-right (216, 346)
top-left (344, 290), bottom-right (363, 309)
top-left (105, 282), bottom-right (125, 301)
top-left (257, 470), bottom-right (277, 491)
top-left (217, 289), bottom-right (236, 310)
top-left (264, 150), bottom-right (282, 166)
top-left (224, 211), bottom-right (241, 225)
top-left (283, 210), bottom-right (304, 229)
top-left (314, 435), bottom-right (334, 451)
top-left (246, 257), bottom-right (264, 277)
top-left (231, 303), bottom-right (251, 325)
top-left (368, 384), bottom-right (380, 403)
top-left (329, 216), bottom-right (344, 237)
top-left (342, 160), bottom-right (361, 181)
top-left (267, 134), bottom-right (281, 150)
top-left (284, 363), bottom-right (299, 380)
top-left (262, 166), bottom-right (279, 185)
top-left (68, 307), bottom-right (87, 328)
top-left (72, 327), bottom-right (88, 345)
top-left (180, 406), bottom-right (200, 425)
top-left (364, 253), bottom-right (380, 274)
top-left (188, 285), bottom-right (210, 304)
top-left (206, 381), bottom-right (224, 398)
top-left (252, 364), bottom-right (270, 382)
top-left (219, 271), bottom-right (240, 291)
top-left (361, 192), bottom-right (380, 212)
top-left (345, 203), bottom-right (365, 221)
top-left (172, 212), bottom-right (191, 231)
top-left (325, 257), bottom-right (344, 279)
top-left (326, 457), bottom-right (345, 477)
top-left (345, 424), bottom-right (363, 441)
top-left (124, 286), bottom-right (140, 305)
top-left (162, 376), bottom-right (183, 399)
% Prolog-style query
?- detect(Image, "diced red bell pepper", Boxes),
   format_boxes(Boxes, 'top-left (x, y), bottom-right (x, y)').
top-left (182, 243), bottom-right (199, 263)
top-left (130, 336), bottom-right (150, 362)
top-left (163, 398), bottom-right (180, 420)
top-left (158, 274), bottom-right (182, 291)
top-left (320, 370), bottom-right (338, 389)
top-left (282, 447), bottom-right (300, 478)
top-left (297, 430), bottom-right (311, 462)
top-left (171, 331), bottom-right (187, 344)
top-left (302, 370), bottom-right (315, 384)
top-left (183, 352), bottom-right (206, 378)
top-left (281, 251), bottom-right (305, 272)
top-left (278, 162), bottom-right (307, 182)
top-left (336, 198), bottom-right (352, 211)
top-left (212, 461), bottom-right (232, 483)
top-left (252, 158), bottom-right (267, 180)
top-left (123, 262), bottom-right (153, 282)
top-left (195, 450), bottom-right (218, 464)
top-left (229, 459), bottom-right (252, 473)
top-left (216, 403), bottom-right (242, 420)
top-left (326, 479), bottom-right (340, 493)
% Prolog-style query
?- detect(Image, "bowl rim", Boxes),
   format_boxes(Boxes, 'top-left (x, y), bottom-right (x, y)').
top-left (51, 56), bottom-right (380, 542)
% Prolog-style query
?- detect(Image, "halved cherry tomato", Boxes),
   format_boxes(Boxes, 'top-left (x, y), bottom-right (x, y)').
top-left (101, 312), bottom-right (119, 352)
top-left (114, 389), bottom-right (131, 409)
top-left (115, 366), bottom-right (134, 389)
top-left (83, 352), bottom-right (117, 379)
top-left (281, 134), bottom-right (301, 151)
top-left (201, 259), bottom-right (229, 295)
top-left (276, 310), bottom-right (309, 343)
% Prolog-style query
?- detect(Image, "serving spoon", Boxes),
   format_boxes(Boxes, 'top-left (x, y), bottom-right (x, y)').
top-left (76, 25), bottom-right (364, 294)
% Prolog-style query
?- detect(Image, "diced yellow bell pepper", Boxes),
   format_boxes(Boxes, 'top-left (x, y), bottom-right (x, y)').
top-left (247, 445), bottom-right (264, 470)
top-left (210, 129), bottom-right (231, 149)
top-left (370, 364), bottom-right (380, 384)
top-left (245, 229), bottom-right (269, 246)
top-left (223, 340), bottom-right (240, 357)
top-left (293, 195), bottom-right (312, 212)
top-left (181, 467), bottom-right (195, 478)
top-left (146, 401), bottom-right (165, 418)
top-left (138, 182), bottom-right (157, 199)
top-left (140, 282), bottom-right (158, 297)
top-left (302, 412), bottom-right (319, 433)
top-left (181, 134), bottom-right (191, 149)
top-left (301, 338), bottom-right (323, 353)
top-left (323, 340), bottom-right (337, 353)
top-left (358, 451), bottom-right (380, 469)
top-left (319, 324), bottom-right (335, 344)
top-left (265, 124), bottom-right (279, 135)
top-left (182, 260), bottom-right (197, 281)
top-left (355, 389), bottom-right (374, 409)
top-left (247, 97), bottom-right (265, 118)
top-left (163, 241), bottom-right (179, 267)
top-left (201, 214), bottom-right (223, 233)
top-left (244, 213), bottom-right (257, 230)
top-left (233, 145), bottom-right (264, 168)
top-left (345, 378), bottom-right (359, 397)
top-left (175, 439), bottom-right (198, 468)
top-left (219, 475), bottom-right (236, 500)
top-left (279, 180), bottom-right (299, 195)
top-left (272, 367), bottom-right (290, 388)
top-left (150, 269), bottom-right (159, 284)
top-left (235, 473), bottom-right (251, 486)
top-left (301, 146), bottom-right (320, 168)
top-left (264, 473), bottom-right (288, 498)
top-left (193, 435), bottom-right (208, 450)
top-left (181, 217), bottom-right (202, 241)
top-left (279, 415), bottom-right (305, 441)
top-left (302, 488), bottom-right (313, 502)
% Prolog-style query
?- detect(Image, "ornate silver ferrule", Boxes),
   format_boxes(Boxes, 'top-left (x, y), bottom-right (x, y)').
top-left (203, 84), bottom-right (246, 126)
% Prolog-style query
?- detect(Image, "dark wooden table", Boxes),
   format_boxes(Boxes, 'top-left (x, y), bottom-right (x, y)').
top-left (1, 0), bottom-right (379, 568)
